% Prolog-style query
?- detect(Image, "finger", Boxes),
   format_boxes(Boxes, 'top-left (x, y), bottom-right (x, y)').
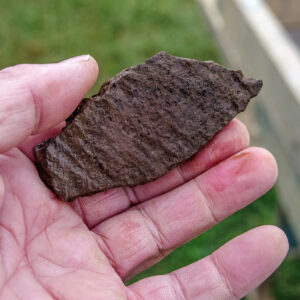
top-left (18, 122), bottom-right (65, 160)
top-left (0, 55), bottom-right (98, 153)
top-left (0, 174), bottom-right (4, 211)
top-left (73, 118), bottom-right (249, 227)
top-left (93, 147), bottom-right (278, 280)
top-left (130, 118), bottom-right (250, 202)
top-left (128, 226), bottom-right (288, 300)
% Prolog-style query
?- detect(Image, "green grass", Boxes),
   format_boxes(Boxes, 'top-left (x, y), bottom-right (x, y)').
top-left (271, 256), bottom-right (300, 300)
top-left (0, 0), bottom-right (219, 95)
top-left (0, 0), bottom-right (298, 298)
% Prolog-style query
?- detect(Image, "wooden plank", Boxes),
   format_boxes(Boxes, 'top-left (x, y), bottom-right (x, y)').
top-left (198, 0), bottom-right (300, 245)
top-left (257, 102), bottom-right (300, 244)
top-left (265, 0), bottom-right (300, 27)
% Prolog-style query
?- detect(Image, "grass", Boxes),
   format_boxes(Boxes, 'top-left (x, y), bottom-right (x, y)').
top-left (0, 0), bottom-right (298, 298)
top-left (0, 0), bottom-right (219, 95)
top-left (271, 256), bottom-right (300, 300)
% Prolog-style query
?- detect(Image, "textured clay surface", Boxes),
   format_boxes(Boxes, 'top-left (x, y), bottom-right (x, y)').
top-left (34, 51), bottom-right (263, 201)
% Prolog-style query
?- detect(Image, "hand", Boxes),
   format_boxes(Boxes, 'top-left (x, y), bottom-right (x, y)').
top-left (0, 55), bottom-right (288, 300)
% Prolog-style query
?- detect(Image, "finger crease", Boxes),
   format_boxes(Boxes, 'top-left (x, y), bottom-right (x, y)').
top-left (95, 232), bottom-right (118, 272)
top-left (123, 187), bottom-right (140, 205)
top-left (26, 81), bottom-right (41, 133)
top-left (176, 165), bottom-right (188, 183)
top-left (192, 178), bottom-right (219, 224)
top-left (135, 206), bottom-right (167, 259)
top-left (169, 272), bottom-right (186, 300)
top-left (77, 199), bottom-right (88, 226)
top-left (210, 254), bottom-right (239, 300)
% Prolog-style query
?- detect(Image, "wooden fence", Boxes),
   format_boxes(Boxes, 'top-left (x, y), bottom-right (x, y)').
top-left (198, 0), bottom-right (300, 247)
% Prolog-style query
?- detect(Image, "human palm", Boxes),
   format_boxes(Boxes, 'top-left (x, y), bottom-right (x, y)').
top-left (0, 55), bottom-right (288, 299)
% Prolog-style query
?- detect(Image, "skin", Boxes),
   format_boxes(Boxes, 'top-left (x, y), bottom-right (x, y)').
top-left (0, 55), bottom-right (288, 299)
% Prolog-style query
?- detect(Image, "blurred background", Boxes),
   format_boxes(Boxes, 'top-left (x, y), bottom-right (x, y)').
top-left (0, 0), bottom-right (299, 299)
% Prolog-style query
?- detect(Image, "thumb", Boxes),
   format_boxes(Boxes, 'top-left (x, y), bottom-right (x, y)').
top-left (0, 55), bottom-right (99, 153)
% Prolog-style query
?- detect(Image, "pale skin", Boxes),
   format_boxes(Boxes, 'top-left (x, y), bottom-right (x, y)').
top-left (0, 55), bottom-right (288, 300)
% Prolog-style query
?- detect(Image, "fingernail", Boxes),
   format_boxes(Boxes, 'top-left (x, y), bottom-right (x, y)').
top-left (61, 55), bottom-right (91, 64)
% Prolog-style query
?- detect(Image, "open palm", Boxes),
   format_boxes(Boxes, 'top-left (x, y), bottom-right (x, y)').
top-left (0, 56), bottom-right (288, 300)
